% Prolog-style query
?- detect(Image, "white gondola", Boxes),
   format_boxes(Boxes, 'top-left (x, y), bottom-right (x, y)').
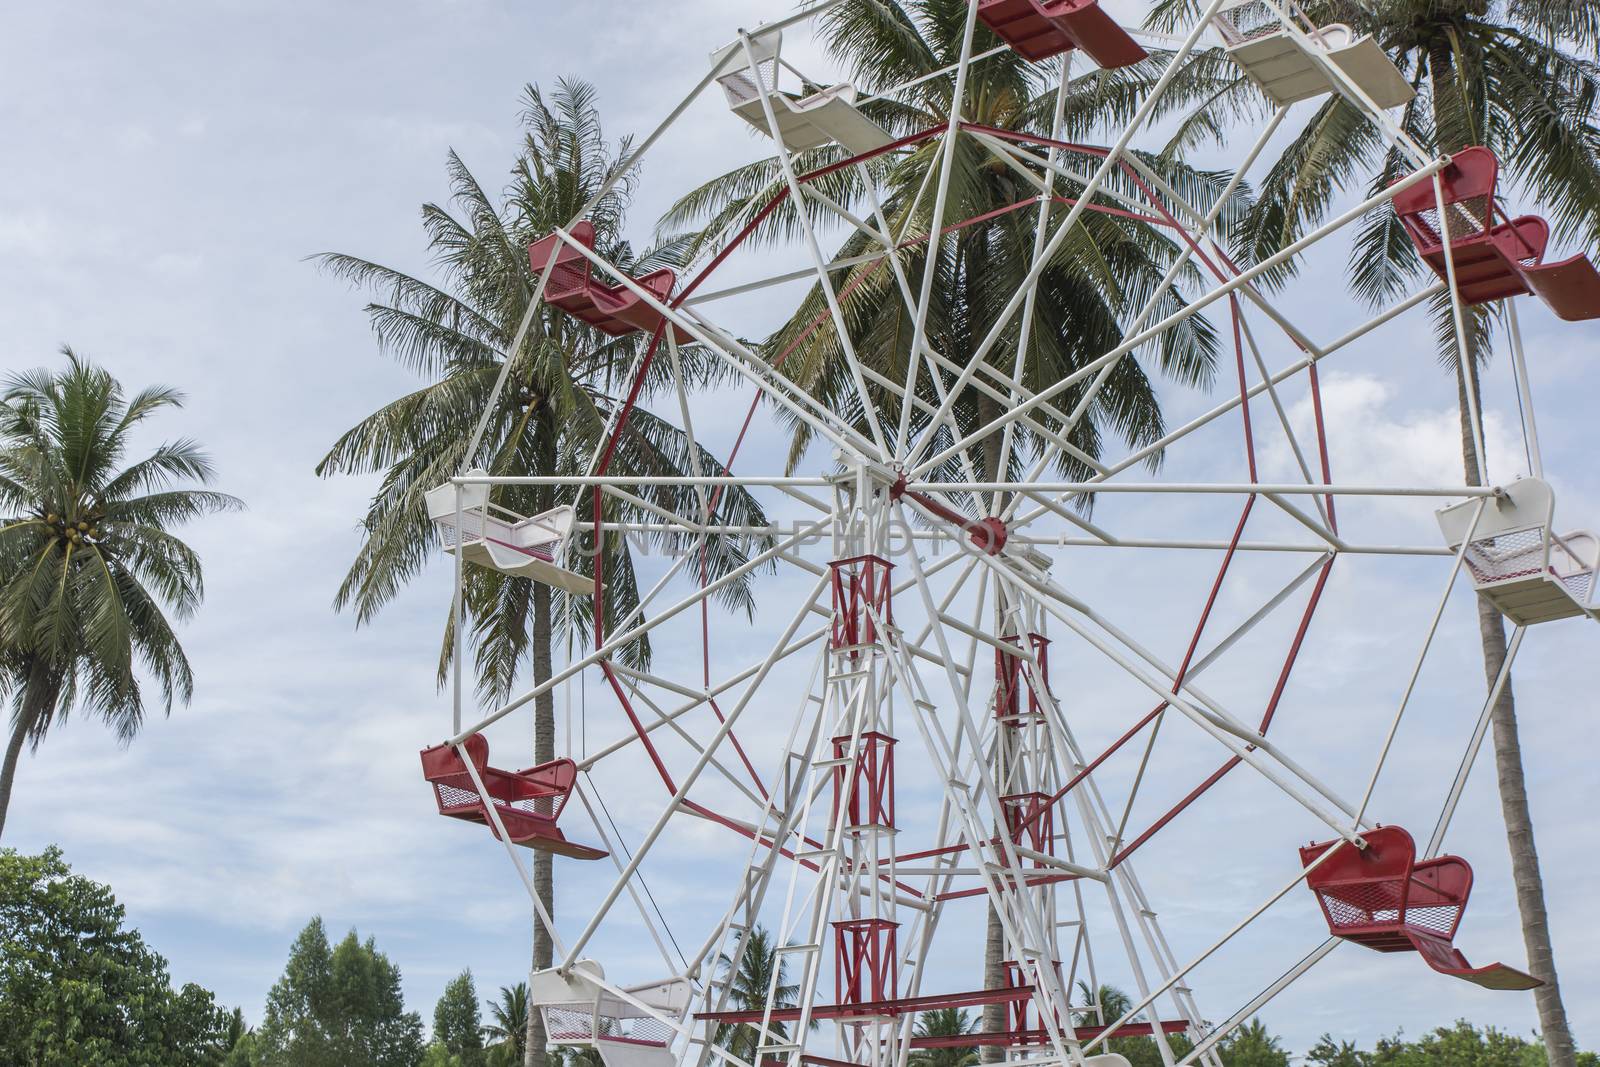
top-left (711, 27), bottom-right (894, 156)
top-left (1437, 477), bottom-right (1600, 625)
top-left (424, 471), bottom-right (593, 596)
top-left (531, 961), bottom-right (691, 1067)
top-left (1216, 0), bottom-right (1413, 110)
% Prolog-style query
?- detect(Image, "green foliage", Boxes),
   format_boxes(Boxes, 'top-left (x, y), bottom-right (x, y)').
top-left (432, 969), bottom-right (485, 1067)
top-left (1305, 1020), bottom-right (1600, 1067)
top-left (713, 925), bottom-right (803, 1060)
top-left (0, 846), bottom-right (235, 1066)
top-left (909, 1007), bottom-right (979, 1067)
top-left (483, 982), bottom-right (529, 1067)
top-left (422, 1041), bottom-right (468, 1067)
top-left (224, 1032), bottom-right (259, 1067)
top-left (551, 1046), bottom-right (605, 1067)
top-left (1308, 1035), bottom-right (1368, 1067)
top-left (1217, 1019), bottom-right (1290, 1067)
top-left (251, 917), bottom-right (424, 1067)
top-left (1075, 982), bottom-right (1193, 1067)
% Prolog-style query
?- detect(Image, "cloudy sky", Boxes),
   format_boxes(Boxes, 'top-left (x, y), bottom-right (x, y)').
top-left (2, 0), bottom-right (1598, 1058)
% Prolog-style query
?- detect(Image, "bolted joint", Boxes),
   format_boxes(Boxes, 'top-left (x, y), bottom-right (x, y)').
top-left (969, 516), bottom-right (1008, 555)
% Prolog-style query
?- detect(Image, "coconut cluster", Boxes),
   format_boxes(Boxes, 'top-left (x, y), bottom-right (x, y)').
top-left (42, 511), bottom-right (103, 546)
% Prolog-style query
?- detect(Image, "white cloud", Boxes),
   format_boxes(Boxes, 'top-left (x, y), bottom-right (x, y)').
top-left (1264, 371), bottom-right (1520, 490)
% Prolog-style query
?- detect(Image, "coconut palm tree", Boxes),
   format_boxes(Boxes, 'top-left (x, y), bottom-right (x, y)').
top-left (664, 4), bottom-right (1228, 1053)
top-left (0, 349), bottom-right (239, 839)
top-left (316, 80), bottom-right (770, 1067)
top-left (713, 925), bottom-right (804, 1061)
top-left (1131, 5), bottom-right (1600, 1063)
top-left (910, 1007), bottom-right (980, 1067)
top-left (486, 983), bottom-right (530, 1067)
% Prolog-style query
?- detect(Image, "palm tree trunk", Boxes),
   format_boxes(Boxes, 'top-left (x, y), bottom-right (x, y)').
top-left (1453, 355), bottom-right (1576, 1067)
top-left (525, 426), bottom-right (560, 1067)
top-left (526, 575), bottom-right (556, 1067)
top-left (1428, 35), bottom-right (1575, 1059)
top-left (981, 906), bottom-right (1006, 1060)
top-left (976, 383), bottom-right (1009, 1062)
top-left (0, 662), bottom-right (59, 841)
top-left (0, 714), bottom-right (31, 841)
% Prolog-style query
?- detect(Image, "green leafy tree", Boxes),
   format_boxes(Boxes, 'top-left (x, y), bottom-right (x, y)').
top-left (551, 1047), bottom-right (605, 1067)
top-left (910, 1007), bottom-right (979, 1067)
top-left (1308, 1035), bottom-right (1370, 1067)
top-left (485, 982), bottom-right (530, 1067)
top-left (253, 917), bottom-right (425, 1067)
top-left (432, 969), bottom-right (486, 1067)
top-left (1217, 1018), bottom-right (1290, 1067)
top-left (317, 80), bottom-right (768, 1067)
top-left (1372, 1021), bottom-right (1554, 1066)
top-left (222, 1006), bottom-right (249, 1051)
top-left (0, 846), bottom-right (235, 1066)
top-left (0, 350), bottom-right (239, 838)
top-left (713, 925), bottom-right (804, 1061)
top-left (1136, 6), bottom-right (1600, 1062)
top-left (225, 1032), bottom-right (260, 1067)
top-left (1335, 1021), bottom-right (1600, 1066)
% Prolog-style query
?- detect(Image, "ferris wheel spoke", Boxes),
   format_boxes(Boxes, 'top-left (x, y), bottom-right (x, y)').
top-left (604, 669), bottom-right (774, 812)
top-left (965, 549), bottom-right (1364, 842)
top-left (577, 622), bottom-right (827, 770)
top-left (568, 783), bottom-right (690, 976)
top-left (992, 60), bottom-right (1076, 510)
top-left (1183, 553), bottom-right (1334, 680)
top-left (896, 0), bottom-right (984, 470)
top-left (662, 334), bottom-right (714, 524)
top-left (1234, 309), bottom-right (1333, 501)
top-left (902, 5), bottom-right (1233, 478)
top-left (456, 513), bottom-right (834, 742)
top-left (734, 32), bottom-right (893, 456)
top-left (560, 569), bottom-right (834, 970)
top-left (910, 158), bottom-right (1452, 483)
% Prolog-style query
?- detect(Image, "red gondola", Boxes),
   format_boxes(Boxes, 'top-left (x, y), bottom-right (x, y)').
top-left (977, 0), bottom-right (1147, 69)
top-left (420, 735), bottom-right (606, 860)
top-left (1394, 147), bottom-right (1600, 320)
top-left (1301, 825), bottom-right (1539, 990)
top-left (528, 221), bottom-right (690, 340)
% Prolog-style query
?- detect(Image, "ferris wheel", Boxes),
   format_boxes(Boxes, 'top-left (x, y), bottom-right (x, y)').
top-left (410, 3), bottom-right (1600, 1067)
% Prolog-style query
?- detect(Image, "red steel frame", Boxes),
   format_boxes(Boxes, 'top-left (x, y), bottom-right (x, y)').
top-left (833, 731), bottom-right (896, 830)
top-left (833, 917), bottom-right (900, 1007)
top-left (910, 1021), bottom-right (1189, 1048)
top-left (1001, 958), bottom-right (1062, 1033)
top-left (696, 984), bottom-right (1031, 1025)
top-left (829, 555), bottom-right (894, 652)
top-left (994, 632), bottom-right (1051, 724)
top-left (1000, 792), bottom-right (1055, 860)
